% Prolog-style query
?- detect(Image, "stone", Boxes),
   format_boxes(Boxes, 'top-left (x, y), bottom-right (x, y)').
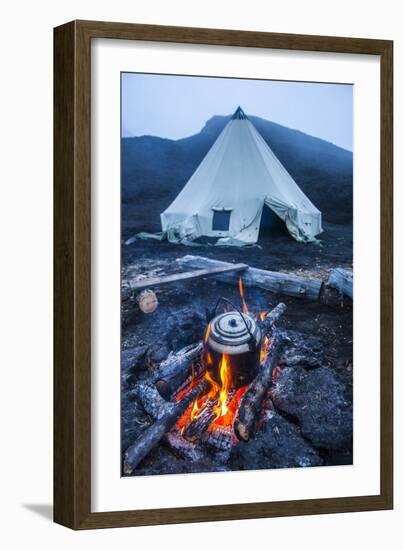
top-left (271, 367), bottom-right (352, 450)
top-left (132, 444), bottom-right (229, 476)
top-left (279, 330), bottom-right (326, 369)
top-left (165, 308), bottom-right (207, 351)
top-left (147, 343), bottom-right (171, 366)
top-left (230, 411), bottom-right (322, 470)
top-left (121, 344), bottom-right (149, 373)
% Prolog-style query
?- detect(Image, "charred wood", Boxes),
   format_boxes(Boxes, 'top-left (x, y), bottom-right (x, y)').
top-left (134, 385), bottom-right (205, 460)
top-left (152, 342), bottom-right (204, 399)
top-left (163, 430), bottom-right (205, 462)
top-left (124, 377), bottom-right (211, 473)
top-left (258, 303), bottom-right (287, 335)
top-left (234, 330), bottom-right (288, 442)
top-left (183, 398), bottom-right (216, 442)
top-left (135, 382), bottom-right (174, 420)
top-left (203, 427), bottom-right (233, 452)
top-left (183, 390), bottom-right (236, 442)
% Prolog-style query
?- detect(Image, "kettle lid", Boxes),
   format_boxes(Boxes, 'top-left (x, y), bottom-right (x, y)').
top-left (209, 311), bottom-right (259, 347)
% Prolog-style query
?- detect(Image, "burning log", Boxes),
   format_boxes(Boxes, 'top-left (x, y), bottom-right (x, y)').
top-left (183, 398), bottom-right (217, 442)
top-left (134, 386), bottom-right (206, 461)
top-left (234, 330), bottom-right (288, 442)
top-left (124, 377), bottom-right (211, 473)
top-left (203, 428), bottom-right (233, 466)
top-left (328, 268), bottom-right (353, 299)
top-left (183, 389), bottom-right (236, 442)
top-left (152, 342), bottom-right (204, 399)
top-left (177, 255), bottom-right (323, 300)
top-left (258, 302), bottom-right (287, 334)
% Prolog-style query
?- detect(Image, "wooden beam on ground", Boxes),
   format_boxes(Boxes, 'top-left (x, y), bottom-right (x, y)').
top-left (129, 263), bottom-right (248, 291)
top-left (328, 268), bottom-right (353, 299)
top-left (177, 255), bottom-right (323, 300)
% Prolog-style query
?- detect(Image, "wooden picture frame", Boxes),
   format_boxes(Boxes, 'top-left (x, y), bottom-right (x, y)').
top-left (54, 20), bottom-right (393, 529)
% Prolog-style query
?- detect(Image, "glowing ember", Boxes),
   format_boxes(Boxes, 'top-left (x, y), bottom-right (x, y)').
top-left (211, 385), bottom-right (247, 430)
top-left (271, 365), bottom-right (282, 383)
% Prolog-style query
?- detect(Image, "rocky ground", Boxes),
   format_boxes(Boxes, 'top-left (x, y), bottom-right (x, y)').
top-left (121, 221), bottom-right (353, 476)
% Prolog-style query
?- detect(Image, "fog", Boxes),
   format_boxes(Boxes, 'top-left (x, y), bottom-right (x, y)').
top-left (122, 72), bottom-right (353, 151)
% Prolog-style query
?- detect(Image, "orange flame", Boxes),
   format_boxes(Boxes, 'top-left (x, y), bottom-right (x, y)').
top-left (260, 335), bottom-right (270, 364)
top-left (204, 369), bottom-right (219, 397)
top-left (238, 277), bottom-right (249, 314)
top-left (174, 361), bottom-right (199, 401)
top-left (190, 397), bottom-right (202, 421)
top-left (212, 385), bottom-right (247, 430)
top-left (214, 353), bottom-right (231, 418)
top-left (204, 323), bottom-right (212, 346)
top-left (175, 298), bottom-right (274, 436)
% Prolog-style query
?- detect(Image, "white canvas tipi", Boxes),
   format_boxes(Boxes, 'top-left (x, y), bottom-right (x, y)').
top-left (161, 107), bottom-right (322, 245)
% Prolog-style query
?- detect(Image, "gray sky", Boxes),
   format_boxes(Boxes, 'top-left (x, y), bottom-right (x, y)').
top-left (122, 73), bottom-right (353, 151)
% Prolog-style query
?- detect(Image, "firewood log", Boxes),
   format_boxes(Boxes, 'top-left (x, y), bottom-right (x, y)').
top-left (124, 377), bottom-right (211, 473)
top-left (182, 398), bottom-right (217, 442)
top-left (183, 389), bottom-right (236, 442)
top-left (163, 430), bottom-right (205, 462)
top-left (152, 342), bottom-right (204, 399)
top-left (328, 268), bottom-right (353, 299)
top-left (135, 382), bottom-right (174, 420)
top-left (233, 330), bottom-right (288, 442)
top-left (136, 289), bottom-right (159, 313)
top-left (258, 302), bottom-right (287, 334)
top-left (133, 386), bottom-right (205, 460)
top-left (203, 427), bottom-right (233, 452)
top-left (177, 255), bottom-right (323, 300)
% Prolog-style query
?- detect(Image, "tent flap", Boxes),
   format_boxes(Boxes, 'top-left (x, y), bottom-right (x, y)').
top-left (264, 197), bottom-right (322, 243)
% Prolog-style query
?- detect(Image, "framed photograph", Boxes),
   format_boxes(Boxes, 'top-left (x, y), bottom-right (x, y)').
top-left (54, 20), bottom-right (393, 529)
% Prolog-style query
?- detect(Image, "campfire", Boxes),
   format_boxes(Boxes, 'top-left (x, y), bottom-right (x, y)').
top-left (175, 281), bottom-right (274, 441)
top-left (124, 278), bottom-right (287, 473)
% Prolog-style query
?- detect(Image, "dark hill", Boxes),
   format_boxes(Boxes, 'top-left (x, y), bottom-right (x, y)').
top-left (122, 115), bottom-right (352, 234)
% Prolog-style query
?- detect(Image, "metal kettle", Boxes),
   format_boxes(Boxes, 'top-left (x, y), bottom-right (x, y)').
top-left (204, 305), bottom-right (261, 389)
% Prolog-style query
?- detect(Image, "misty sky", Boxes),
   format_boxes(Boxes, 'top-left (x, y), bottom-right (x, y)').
top-left (122, 73), bottom-right (353, 151)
